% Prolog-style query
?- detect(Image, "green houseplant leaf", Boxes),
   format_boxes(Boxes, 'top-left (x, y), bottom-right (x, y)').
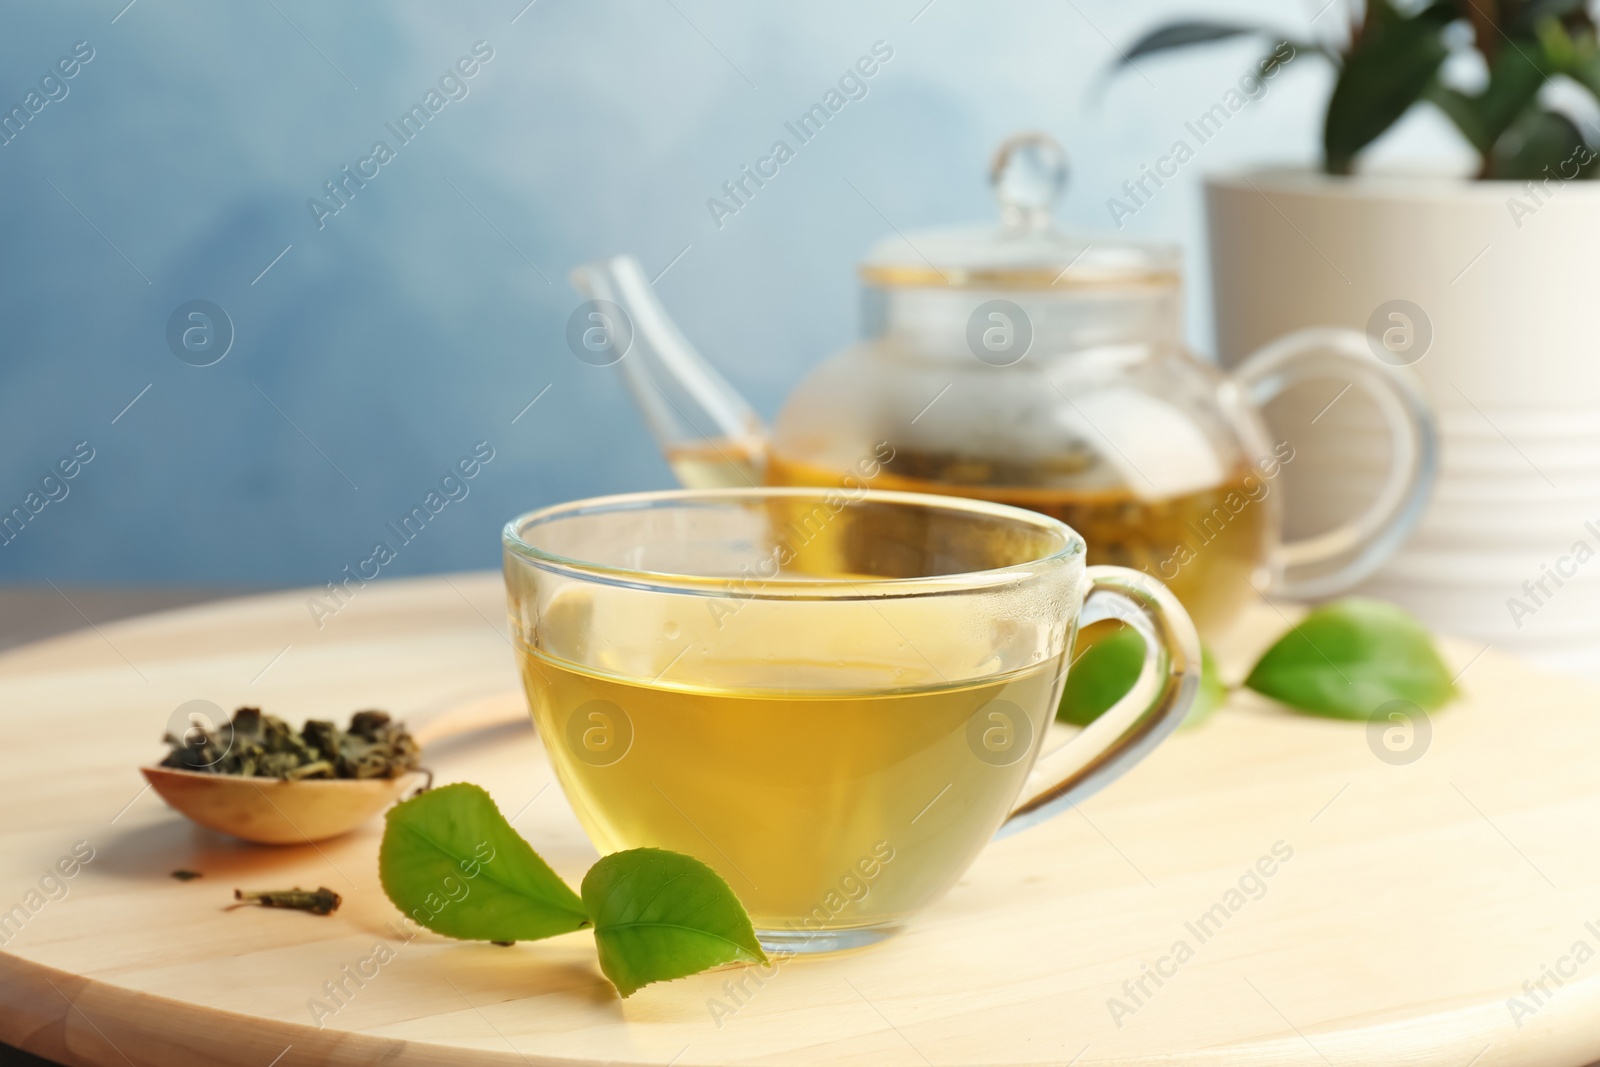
top-left (1115, 0), bottom-right (1600, 177)
top-left (1244, 598), bottom-right (1456, 720)
top-left (1480, 36), bottom-right (1553, 140)
top-left (1489, 106), bottom-right (1591, 179)
top-left (1509, 0), bottom-right (1590, 34)
top-left (1324, 0), bottom-right (1455, 173)
top-left (1113, 20), bottom-right (1332, 68)
top-left (1565, 50), bottom-right (1600, 100)
top-left (1117, 21), bottom-right (1284, 65)
top-left (378, 782), bottom-right (590, 941)
top-left (1426, 39), bottom-right (1548, 161)
top-left (1058, 624), bottom-right (1223, 728)
top-left (583, 848), bottom-right (767, 997)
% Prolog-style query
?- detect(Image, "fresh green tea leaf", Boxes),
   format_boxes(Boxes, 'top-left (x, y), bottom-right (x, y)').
top-left (379, 782), bottom-right (589, 942)
top-left (583, 848), bottom-right (766, 997)
top-left (1059, 624), bottom-right (1145, 726)
top-left (1059, 625), bottom-right (1224, 728)
top-left (1244, 598), bottom-right (1456, 719)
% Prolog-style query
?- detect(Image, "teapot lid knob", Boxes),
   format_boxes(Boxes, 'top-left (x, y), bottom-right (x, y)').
top-left (989, 133), bottom-right (1068, 230)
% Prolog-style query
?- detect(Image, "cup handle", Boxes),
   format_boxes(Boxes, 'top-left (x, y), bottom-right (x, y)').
top-left (998, 566), bottom-right (1201, 838)
top-left (1230, 326), bottom-right (1439, 600)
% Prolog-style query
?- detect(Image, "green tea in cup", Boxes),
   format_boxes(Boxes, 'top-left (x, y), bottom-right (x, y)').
top-left (504, 488), bottom-right (1198, 953)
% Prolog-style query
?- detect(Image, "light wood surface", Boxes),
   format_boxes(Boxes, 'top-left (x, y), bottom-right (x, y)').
top-left (1, 573), bottom-right (1597, 1067)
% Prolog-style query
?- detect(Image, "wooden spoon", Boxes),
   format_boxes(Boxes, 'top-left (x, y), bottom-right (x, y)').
top-left (141, 693), bottom-right (528, 845)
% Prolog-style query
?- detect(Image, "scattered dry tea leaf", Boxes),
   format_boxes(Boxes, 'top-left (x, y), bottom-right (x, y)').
top-left (233, 886), bottom-right (342, 916)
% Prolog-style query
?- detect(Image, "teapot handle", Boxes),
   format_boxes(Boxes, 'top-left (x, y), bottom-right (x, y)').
top-left (1231, 327), bottom-right (1439, 600)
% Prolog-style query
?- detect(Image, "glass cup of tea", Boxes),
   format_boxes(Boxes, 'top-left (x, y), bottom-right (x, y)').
top-left (503, 487), bottom-right (1199, 954)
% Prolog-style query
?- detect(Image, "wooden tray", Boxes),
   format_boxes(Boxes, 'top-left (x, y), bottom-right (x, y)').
top-left (2, 573), bottom-right (1597, 1067)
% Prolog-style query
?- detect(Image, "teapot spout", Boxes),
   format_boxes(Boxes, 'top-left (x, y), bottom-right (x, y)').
top-left (570, 255), bottom-right (768, 488)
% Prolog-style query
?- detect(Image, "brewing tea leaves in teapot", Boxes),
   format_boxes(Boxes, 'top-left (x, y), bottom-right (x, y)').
top-left (578, 133), bottom-right (1436, 641)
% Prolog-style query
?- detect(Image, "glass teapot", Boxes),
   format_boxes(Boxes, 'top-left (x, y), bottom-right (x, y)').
top-left (572, 134), bottom-right (1437, 638)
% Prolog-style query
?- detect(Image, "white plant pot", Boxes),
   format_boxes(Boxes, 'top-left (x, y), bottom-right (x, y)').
top-left (1206, 169), bottom-right (1600, 677)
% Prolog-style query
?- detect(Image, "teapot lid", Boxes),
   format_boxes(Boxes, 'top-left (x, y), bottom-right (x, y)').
top-left (858, 133), bottom-right (1181, 290)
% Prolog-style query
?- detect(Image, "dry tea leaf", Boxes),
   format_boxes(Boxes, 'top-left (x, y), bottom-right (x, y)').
top-left (234, 886), bottom-right (342, 916)
top-left (162, 706), bottom-right (420, 780)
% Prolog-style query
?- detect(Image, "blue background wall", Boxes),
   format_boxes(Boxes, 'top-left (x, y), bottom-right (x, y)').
top-left (0, 0), bottom-right (1467, 586)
